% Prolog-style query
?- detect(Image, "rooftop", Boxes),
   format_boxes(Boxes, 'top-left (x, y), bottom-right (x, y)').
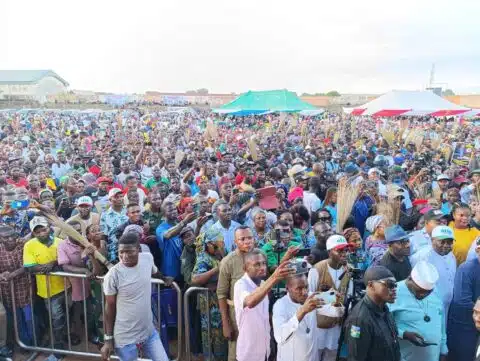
top-left (0, 70), bottom-right (69, 86)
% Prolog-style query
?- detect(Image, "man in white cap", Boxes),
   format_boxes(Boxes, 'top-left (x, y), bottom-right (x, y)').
top-left (388, 261), bottom-right (448, 361)
top-left (367, 168), bottom-right (387, 197)
top-left (100, 189), bottom-right (128, 263)
top-left (410, 225), bottom-right (456, 319)
top-left (308, 235), bottom-right (352, 361)
top-left (66, 196), bottom-right (100, 236)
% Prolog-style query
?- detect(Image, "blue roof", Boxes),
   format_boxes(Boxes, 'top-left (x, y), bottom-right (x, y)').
top-left (0, 70), bottom-right (69, 86)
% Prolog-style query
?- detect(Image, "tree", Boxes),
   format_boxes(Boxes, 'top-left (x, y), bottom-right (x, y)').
top-left (326, 90), bottom-right (341, 97)
top-left (442, 89), bottom-right (455, 96)
top-left (196, 88), bottom-right (209, 95)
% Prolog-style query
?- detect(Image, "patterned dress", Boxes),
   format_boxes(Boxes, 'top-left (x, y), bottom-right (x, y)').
top-left (192, 251), bottom-right (227, 360)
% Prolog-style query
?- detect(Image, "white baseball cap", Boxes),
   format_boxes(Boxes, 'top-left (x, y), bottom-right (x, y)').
top-left (108, 188), bottom-right (123, 199)
top-left (368, 167), bottom-right (384, 176)
top-left (30, 216), bottom-right (49, 231)
top-left (431, 225), bottom-right (454, 240)
top-left (76, 196), bottom-right (93, 207)
top-left (411, 261), bottom-right (439, 291)
top-left (326, 235), bottom-right (350, 251)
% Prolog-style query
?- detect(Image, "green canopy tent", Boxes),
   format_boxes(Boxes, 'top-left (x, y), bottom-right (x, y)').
top-left (213, 89), bottom-right (320, 115)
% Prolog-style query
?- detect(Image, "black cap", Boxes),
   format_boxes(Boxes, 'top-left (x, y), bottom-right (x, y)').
top-left (424, 209), bottom-right (445, 222)
top-left (364, 266), bottom-right (394, 286)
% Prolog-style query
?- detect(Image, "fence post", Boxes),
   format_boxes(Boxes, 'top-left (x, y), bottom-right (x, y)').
top-left (183, 287), bottom-right (209, 361)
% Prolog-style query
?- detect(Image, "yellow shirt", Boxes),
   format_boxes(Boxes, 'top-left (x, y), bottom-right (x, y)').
top-left (23, 237), bottom-right (65, 298)
top-left (449, 222), bottom-right (480, 266)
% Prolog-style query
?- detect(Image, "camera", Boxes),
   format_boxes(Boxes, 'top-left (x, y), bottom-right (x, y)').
top-left (288, 259), bottom-right (309, 275)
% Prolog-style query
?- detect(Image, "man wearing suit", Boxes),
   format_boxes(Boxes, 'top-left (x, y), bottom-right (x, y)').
top-left (474, 297), bottom-right (480, 361)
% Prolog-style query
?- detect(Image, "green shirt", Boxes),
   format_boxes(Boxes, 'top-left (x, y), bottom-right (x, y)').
top-left (261, 239), bottom-right (302, 270)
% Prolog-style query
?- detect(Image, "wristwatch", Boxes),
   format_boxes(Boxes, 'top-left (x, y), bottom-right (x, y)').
top-left (104, 334), bottom-right (114, 341)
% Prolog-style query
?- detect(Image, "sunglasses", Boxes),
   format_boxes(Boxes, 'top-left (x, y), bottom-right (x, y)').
top-left (377, 279), bottom-right (397, 290)
top-left (319, 217), bottom-right (331, 221)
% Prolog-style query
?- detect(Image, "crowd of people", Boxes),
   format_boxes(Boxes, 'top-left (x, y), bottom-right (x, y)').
top-left (0, 106), bottom-right (479, 361)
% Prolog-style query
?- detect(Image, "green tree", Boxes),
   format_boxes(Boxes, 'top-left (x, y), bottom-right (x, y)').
top-left (326, 90), bottom-right (341, 97)
top-left (442, 89), bottom-right (455, 96)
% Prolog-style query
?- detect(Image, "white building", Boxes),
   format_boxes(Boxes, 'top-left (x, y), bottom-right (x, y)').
top-left (0, 70), bottom-right (69, 103)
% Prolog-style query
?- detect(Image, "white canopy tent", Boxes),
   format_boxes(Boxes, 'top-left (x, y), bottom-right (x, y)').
top-left (349, 90), bottom-right (470, 117)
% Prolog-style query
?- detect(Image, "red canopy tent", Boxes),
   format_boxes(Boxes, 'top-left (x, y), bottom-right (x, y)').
top-left (350, 90), bottom-right (470, 117)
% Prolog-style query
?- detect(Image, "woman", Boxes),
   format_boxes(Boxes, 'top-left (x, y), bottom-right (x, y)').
top-left (364, 215), bottom-right (387, 267)
top-left (249, 207), bottom-right (271, 247)
top-left (343, 227), bottom-right (368, 271)
top-left (321, 187), bottom-right (338, 229)
top-left (191, 230), bottom-right (227, 361)
top-left (441, 188), bottom-right (460, 216)
top-left (291, 204), bottom-right (316, 248)
top-left (448, 202), bottom-right (480, 265)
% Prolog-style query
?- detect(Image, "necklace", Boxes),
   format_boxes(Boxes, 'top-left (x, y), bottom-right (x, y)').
top-left (409, 286), bottom-right (430, 322)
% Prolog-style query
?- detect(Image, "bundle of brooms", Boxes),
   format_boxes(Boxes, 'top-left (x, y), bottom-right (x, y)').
top-left (375, 184), bottom-right (403, 226)
top-left (39, 211), bottom-right (113, 269)
top-left (380, 129), bottom-right (395, 148)
top-left (336, 179), bottom-right (360, 233)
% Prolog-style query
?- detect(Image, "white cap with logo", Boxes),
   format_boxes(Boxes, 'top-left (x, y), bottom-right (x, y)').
top-left (326, 235), bottom-right (349, 251)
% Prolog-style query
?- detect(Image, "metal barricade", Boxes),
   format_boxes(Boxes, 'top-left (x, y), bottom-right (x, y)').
top-left (183, 287), bottom-right (210, 361)
top-left (9, 271), bottom-right (182, 361)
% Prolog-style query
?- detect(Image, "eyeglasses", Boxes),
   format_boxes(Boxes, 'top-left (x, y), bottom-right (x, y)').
top-left (377, 279), bottom-right (397, 290)
top-left (319, 217), bottom-right (331, 221)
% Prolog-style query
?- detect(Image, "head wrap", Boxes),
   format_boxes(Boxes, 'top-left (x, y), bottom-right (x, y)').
top-left (343, 227), bottom-right (360, 242)
top-left (288, 187), bottom-right (304, 203)
top-left (365, 215), bottom-right (384, 233)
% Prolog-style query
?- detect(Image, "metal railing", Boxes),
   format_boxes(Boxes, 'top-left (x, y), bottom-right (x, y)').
top-left (8, 271), bottom-right (182, 361)
top-left (183, 287), bottom-right (210, 361)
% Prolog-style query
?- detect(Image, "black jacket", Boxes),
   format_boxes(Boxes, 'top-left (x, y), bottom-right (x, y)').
top-left (344, 295), bottom-right (401, 361)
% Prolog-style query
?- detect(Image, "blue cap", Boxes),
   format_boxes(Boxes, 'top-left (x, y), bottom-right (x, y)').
top-left (385, 225), bottom-right (409, 243)
top-left (345, 163), bottom-right (359, 175)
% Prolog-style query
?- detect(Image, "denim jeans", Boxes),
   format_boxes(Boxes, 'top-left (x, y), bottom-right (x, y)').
top-left (44, 292), bottom-right (66, 348)
top-left (115, 329), bottom-right (169, 361)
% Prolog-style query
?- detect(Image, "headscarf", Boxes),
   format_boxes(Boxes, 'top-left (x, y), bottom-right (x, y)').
top-left (343, 227), bottom-right (360, 242)
top-left (178, 197), bottom-right (193, 215)
top-left (288, 186), bottom-right (304, 203)
top-left (365, 215), bottom-right (384, 233)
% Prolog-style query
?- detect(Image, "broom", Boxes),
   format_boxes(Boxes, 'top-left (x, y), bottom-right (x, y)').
top-left (36, 209), bottom-right (113, 269)
top-left (376, 201), bottom-right (395, 227)
top-left (380, 129), bottom-right (395, 148)
top-left (336, 178), bottom-right (360, 233)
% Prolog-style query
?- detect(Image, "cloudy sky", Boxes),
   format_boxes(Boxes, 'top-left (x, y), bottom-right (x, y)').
top-left (2, 0), bottom-right (479, 94)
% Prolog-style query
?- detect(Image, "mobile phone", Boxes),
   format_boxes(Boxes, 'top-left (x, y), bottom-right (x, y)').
top-left (10, 199), bottom-right (30, 209)
top-left (419, 341), bottom-right (437, 347)
top-left (232, 188), bottom-right (239, 195)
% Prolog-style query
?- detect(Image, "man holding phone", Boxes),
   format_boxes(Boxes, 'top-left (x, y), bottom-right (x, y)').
top-left (388, 261), bottom-right (448, 361)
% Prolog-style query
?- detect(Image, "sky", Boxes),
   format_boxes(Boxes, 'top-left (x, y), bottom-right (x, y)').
top-left (2, 0), bottom-right (480, 95)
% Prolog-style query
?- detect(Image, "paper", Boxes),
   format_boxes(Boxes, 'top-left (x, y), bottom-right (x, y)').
top-left (175, 150), bottom-right (185, 168)
top-left (247, 137), bottom-right (258, 161)
top-left (258, 186), bottom-right (280, 210)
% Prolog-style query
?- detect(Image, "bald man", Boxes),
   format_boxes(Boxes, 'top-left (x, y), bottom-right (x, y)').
top-left (273, 274), bottom-right (324, 361)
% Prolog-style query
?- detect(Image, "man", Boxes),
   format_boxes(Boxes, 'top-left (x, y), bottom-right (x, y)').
top-left (473, 297), bottom-right (480, 361)
top-left (272, 274), bottom-right (325, 361)
top-left (460, 169), bottom-right (480, 204)
top-left (408, 209), bottom-right (445, 257)
top-left (367, 168), bottom-right (386, 197)
top-left (116, 159), bottom-right (134, 187)
top-left (145, 165), bottom-right (164, 192)
top-left (6, 166), bottom-right (28, 188)
top-left (52, 151), bottom-right (71, 181)
top-left (210, 201), bottom-right (240, 253)
top-left (0, 225), bottom-right (32, 352)
top-left (233, 249), bottom-right (293, 361)
top-left (410, 225), bottom-right (456, 318)
top-left (156, 201), bottom-right (196, 284)
top-left (195, 176), bottom-right (219, 203)
top-left (379, 225), bottom-right (412, 282)
top-left (344, 266), bottom-right (400, 361)
top-left (217, 226), bottom-right (255, 361)
top-left (122, 175), bottom-right (147, 211)
top-left (302, 177), bottom-right (322, 215)
top-left (55, 177), bottom-right (79, 219)
top-left (23, 217), bottom-right (72, 348)
top-left (113, 204), bottom-right (147, 244)
top-left (179, 226), bottom-right (196, 287)
top-left (447, 236), bottom-right (480, 361)
top-left (67, 196), bottom-right (100, 236)
top-left (0, 189), bottom-right (36, 239)
top-left (100, 188), bottom-right (128, 263)
top-left (57, 220), bottom-right (100, 344)
top-left (143, 191), bottom-right (163, 237)
top-left (308, 235), bottom-right (352, 361)
top-left (101, 233), bottom-right (169, 361)
top-left (308, 221), bottom-right (334, 264)
top-left (261, 220), bottom-right (301, 273)
top-left (388, 261), bottom-right (447, 361)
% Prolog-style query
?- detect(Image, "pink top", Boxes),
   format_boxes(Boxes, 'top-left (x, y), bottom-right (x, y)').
top-left (234, 273), bottom-right (271, 361)
top-left (57, 239), bottom-right (90, 302)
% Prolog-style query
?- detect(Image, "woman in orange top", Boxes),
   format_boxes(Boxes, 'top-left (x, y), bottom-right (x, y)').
top-left (448, 202), bottom-right (480, 265)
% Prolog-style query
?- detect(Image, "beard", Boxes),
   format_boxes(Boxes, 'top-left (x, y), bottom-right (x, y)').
top-left (250, 275), bottom-right (266, 286)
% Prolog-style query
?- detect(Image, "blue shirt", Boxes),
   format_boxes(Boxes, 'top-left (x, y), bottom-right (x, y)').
top-left (156, 221), bottom-right (183, 280)
top-left (388, 281), bottom-right (447, 361)
top-left (209, 220), bottom-right (240, 253)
